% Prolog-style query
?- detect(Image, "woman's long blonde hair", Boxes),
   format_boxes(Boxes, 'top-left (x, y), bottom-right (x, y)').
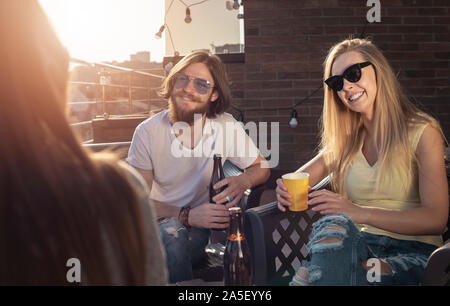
top-left (320, 38), bottom-right (444, 195)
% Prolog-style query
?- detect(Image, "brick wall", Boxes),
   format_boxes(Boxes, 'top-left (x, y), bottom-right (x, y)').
top-left (227, 0), bottom-right (450, 171)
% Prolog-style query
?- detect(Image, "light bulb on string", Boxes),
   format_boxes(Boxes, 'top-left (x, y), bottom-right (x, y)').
top-left (155, 25), bottom-right (165, 39)
top-left (289, 109), bottom-right (298, 128)
top-left (226, 0), bottom-right (233, 10)
top-left (185, 8), bottom-right (192, 23)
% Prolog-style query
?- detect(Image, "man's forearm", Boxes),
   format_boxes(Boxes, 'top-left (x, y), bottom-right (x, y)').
top-left (243, 163), bottom-right (270, 188)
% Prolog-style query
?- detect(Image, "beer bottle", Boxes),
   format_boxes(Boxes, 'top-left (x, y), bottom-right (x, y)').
top-left (209, 154), bottom-right (226, 204)
top-left (209, 154), bottom-right (228, 231)
top-left (223, 207), bottom-right (253, 286)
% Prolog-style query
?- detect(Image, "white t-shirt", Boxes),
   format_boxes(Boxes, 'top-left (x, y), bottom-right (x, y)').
top-left (127, 110), bottom-right (259, 208)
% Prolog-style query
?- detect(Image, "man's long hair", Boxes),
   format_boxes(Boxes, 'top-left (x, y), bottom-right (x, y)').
top-left (159, 51), bottom-right (232, 118)
top-left (0, 1), bottom-right (150, 285)
top-left (320, 38), bottom-right (445, 195)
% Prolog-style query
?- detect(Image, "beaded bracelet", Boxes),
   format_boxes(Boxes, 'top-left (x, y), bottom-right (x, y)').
top-left (178, 206), bottom-right (191, 230)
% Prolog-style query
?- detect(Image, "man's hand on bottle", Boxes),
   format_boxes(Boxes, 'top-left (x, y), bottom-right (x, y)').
top-left (211, 174), bottom-right (252, 208)
top-left (188, 203), bottom-right (230, 229)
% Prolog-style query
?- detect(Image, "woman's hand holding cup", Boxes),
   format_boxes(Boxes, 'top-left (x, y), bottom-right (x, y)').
top-left (276, 173), bottom-right (311, 212)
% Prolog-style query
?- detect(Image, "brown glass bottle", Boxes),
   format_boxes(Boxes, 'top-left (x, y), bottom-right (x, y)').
top-left (209, 154), bottom-right (227, 231)
top-left (223, 207), bottom-right (253, 286)
top-left (209, 154), bottom-right (227, 204)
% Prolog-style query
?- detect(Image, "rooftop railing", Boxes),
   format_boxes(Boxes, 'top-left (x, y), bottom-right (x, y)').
top-left (68, 58), bottom-right (166, 142)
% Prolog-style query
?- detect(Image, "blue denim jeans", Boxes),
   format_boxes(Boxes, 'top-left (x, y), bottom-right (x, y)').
top-left (159, 217), bottom-right (210, 283)
top-left (290, 214), bottom-right (437, 286)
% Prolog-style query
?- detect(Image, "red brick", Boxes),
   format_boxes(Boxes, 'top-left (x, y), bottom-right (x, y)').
top-left (261, 99), bottom-right (294, 108)
top-left (420, 43), bottom-right (449, 51)
top-left (245, 54), bottom-right (276, 63)
top-left (246, 72), bottom-right (277, 81)
top-left (276, 89), bottom-right (309, 98)
top-left (371, 34), bottom-right (404, 42)
top-left (386, 8), bottom-right (418, 16)
top-left (417, 8), bottom-right (448, 15)
top-left (308, 17), bottom-right (339, 26)
top-left (292, 8), bottom-right (322, 17)
top-left (244, 0), bottom-right (274, 9)
top-left (245, 90), bottom-right (275, 98)
top-left (260, 45), bottom-right (291, 55)
top-left (243, 82), bottom-right (262, 90)
top-left (433, 17), bottom-right (450, 24)
top-left (435, 34), bottom-right (450, 42)
top-left (402, 0), bottom-right (435, 7)
top-left (261, 81), bottom-right (293, 89)
top-left (403, 17), bottom-right (433, 24)
top-left (275, 53), bottom-right (309, 62)
top-left (277, 72), bottom-right (309, 80)
top-left (245, 64), bottom-right (261, 72)
top-left (403, 34), bottom-right (434, 42)
top-left (406, 87), bottom-right (437, 95)
top-left (293, 80), bottom-right (323, 88)
top-left (388, 25), bottom-right (421, 33)
top-left (325, 26), bottom-right (357, 34)
top-left (322, 8), bottom-right (355, 16)
top-left (419, 25), bottom-right (449, 33)
top-left (404, 70), bottom-right (435, 78)
top-left (262, 63), bottom-right (297, 72)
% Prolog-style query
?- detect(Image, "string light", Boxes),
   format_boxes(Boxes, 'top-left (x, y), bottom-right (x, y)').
top-left (155, 0), bottom-right (243, 56)
top-left (289, 110), bottom-right (298, 128)
top-left (184, 7), bottom-right (192, 23)
top-left (288, 85), bottom-right (323, 128)
top-left (155, 25), bottom-right (165, 39)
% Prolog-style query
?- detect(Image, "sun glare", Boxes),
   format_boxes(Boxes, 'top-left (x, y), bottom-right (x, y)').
top-left (38, 0), bottom-right (165, 63)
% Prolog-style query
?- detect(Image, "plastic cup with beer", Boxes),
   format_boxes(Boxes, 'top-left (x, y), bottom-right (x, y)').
top-left (281, 172), bottom-right (309, 212)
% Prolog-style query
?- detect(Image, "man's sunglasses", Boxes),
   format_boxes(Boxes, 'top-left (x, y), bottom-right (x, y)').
top-left (324, 62), bottom-right (372, 92)
top-left (173, 73), bottom-right (213, 95)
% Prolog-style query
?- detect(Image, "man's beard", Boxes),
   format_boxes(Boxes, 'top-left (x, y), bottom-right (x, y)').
top-left (168, 92), bottom-right (210, 125)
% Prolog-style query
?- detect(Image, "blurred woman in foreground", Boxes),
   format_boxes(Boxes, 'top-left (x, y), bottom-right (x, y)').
top-left (0, 0), bottom-right (167, 285)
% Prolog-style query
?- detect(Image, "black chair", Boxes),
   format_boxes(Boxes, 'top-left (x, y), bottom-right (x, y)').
top-left (244, 177), bottom-right (329, 286)
top-left (244, 176), bottom-right (450, 286)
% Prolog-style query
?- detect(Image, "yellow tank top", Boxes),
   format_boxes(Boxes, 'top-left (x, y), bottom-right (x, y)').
top-left (345, 122), bottom-right (443, 247)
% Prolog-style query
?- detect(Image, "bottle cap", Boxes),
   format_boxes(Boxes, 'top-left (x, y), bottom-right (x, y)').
top-left (228, 207), bottom-right (242, 214)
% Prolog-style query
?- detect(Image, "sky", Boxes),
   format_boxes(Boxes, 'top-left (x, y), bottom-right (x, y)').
top-left (38, 0), bottom-right (243, 64)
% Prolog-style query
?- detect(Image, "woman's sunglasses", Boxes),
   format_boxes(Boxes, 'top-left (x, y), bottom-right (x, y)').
top-left (324, 62), bottom-right (372, 92)
top-left (173, 73), bottom-right (213, 95)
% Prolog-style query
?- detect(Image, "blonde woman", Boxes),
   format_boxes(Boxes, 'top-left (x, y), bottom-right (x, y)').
top-left (276, 38), bottom-right (448, 285)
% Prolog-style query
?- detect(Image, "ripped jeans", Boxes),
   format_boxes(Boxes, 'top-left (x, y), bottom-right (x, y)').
top-left (159, 218), bottom-right (210, 283)
top-left (291, 214), bottom-right (437, 286)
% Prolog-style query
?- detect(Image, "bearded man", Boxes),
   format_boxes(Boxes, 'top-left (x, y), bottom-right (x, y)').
top-left (127, 51), bottom-right (270, 283)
